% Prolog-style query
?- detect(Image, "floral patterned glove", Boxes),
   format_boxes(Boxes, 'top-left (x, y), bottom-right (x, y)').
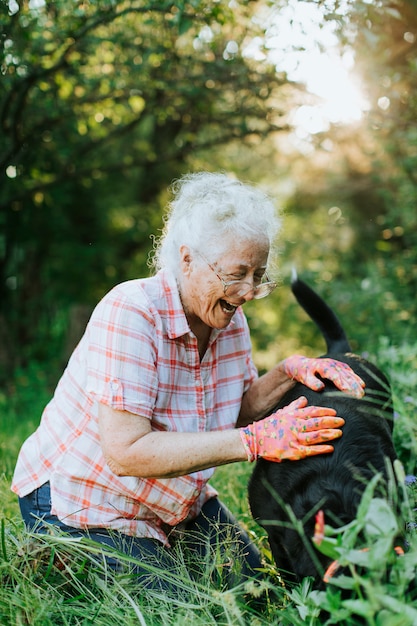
top-left (240, 396), bottom-right (345, 463)
top-left (283, 355), bottom-right (365, 398)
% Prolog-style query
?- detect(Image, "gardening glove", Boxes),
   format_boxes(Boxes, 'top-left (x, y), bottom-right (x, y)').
top-left (240, 396), bottom-right (344, 463)
top-left (282, 355), bottom-right (365, 398)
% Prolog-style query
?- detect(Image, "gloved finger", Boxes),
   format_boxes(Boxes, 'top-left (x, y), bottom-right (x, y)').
top-left (300, 415), bottom-right (344, 430)
top-left (334, 361), bottom-right (365, 387)
top-left (332, 373), bottom-right (365, 397)
top-left (263, 441), bottom-right (336, 462)
top-left (301, 370), bottom-right (326, 391)
top-left (295, 406), bottom-right (338, 420)
top-left (298, 428), bottom-right (343, 444)
top-left (319, 361), bottom-right (365, 397)
top-left (324, 365), bottom-right (361, 385)
top-left (262, 446), bottom-right (307, 462)
top-left (302, 443), bottom-right (335, 457)
top-left (271, 397), bottom-right (309, 420)
top-left (280, 442), bottom-right (336, 460)
top-left (285, 396), bottom-right (308, 410)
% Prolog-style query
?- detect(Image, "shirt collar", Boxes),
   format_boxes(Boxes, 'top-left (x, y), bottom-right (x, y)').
top-left (159, 268), bottom-right (191, 339)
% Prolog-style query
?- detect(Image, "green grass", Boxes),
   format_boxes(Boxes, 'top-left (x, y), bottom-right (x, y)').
top-left (1, 340), bottom-right (417, 624)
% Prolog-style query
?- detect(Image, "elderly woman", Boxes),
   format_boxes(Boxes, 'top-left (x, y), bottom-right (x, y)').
top-left (12, 172), bottom-right (364, 594)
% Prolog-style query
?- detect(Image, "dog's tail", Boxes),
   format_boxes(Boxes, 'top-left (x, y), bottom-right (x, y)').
top-left (291, 270), bottom-right (351, 354)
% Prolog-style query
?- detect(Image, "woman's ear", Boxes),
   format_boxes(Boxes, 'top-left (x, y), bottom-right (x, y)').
top-left (179, 245), bottom-right (192, 276)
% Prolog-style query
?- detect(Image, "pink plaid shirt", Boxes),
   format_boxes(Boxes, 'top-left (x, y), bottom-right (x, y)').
top-left (12, 269), bottom-right (257, 544)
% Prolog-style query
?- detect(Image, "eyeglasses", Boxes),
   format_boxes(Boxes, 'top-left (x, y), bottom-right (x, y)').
top-left (198, 253), bottom-right (277, 300)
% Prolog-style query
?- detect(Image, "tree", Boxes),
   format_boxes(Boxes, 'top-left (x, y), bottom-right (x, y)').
top-left (261, 0), bottom-right (417, 350)
top-left (323, 0), bottom-right (417, 342)
top-left (1, 0), bottom-right (292, 376)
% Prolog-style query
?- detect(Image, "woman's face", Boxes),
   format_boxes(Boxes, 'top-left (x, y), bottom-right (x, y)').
top-left (179, 237), bottom-right (270, 331)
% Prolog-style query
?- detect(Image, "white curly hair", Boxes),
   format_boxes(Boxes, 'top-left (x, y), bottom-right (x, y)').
top-left (150, 171), bottom-right (281, 276)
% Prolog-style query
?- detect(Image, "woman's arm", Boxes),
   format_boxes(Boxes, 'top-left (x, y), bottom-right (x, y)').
top-left (98, 403), bottom-right (247, 479)
top-left (237, 362), bottom-right (295, 428)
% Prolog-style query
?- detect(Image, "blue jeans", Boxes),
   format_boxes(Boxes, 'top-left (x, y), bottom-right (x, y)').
top-left (19, 482), bottom-right (263, 595)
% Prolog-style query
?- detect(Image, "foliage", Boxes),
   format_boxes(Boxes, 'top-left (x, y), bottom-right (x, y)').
top-left (0, 524), bottom-right (278, 625)
top-left (2, 0), bottom-right (417, 390)
top-left (255, 0), bottom-right (417, 354)
top-left (0, 0), bottom-right (290, 375)
top-left (1, 339), bottom-right (417, 623)
top-left (375, 337), bottom-right (417, 475)
top-left (0, 361), bottom-right (51, 457)
top-left (279, 471), bottom-right (417, 626)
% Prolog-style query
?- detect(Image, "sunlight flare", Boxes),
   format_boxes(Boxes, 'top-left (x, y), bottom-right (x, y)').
top-left (251, 0), bottom-right (370, 134)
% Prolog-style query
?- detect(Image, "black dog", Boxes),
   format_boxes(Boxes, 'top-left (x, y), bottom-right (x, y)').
top-left (248, 276), bottom-right (397, 587)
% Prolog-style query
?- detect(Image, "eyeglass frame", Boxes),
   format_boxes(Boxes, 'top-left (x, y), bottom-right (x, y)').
top-left (196, 251), bottom-right (277, 300)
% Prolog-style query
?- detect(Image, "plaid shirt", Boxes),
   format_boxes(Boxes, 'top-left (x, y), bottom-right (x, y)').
top-left (12, 268), bottom-right (257, 544)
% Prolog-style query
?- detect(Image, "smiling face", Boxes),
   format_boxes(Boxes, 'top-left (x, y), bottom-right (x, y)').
top-left (178, 236), bottom-right (270, 338)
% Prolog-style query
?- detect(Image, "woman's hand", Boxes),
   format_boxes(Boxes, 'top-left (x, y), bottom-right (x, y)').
top-left (239, 396), bottom-right (345, 463)
top-left (282, 355), bottom-right (365, 398)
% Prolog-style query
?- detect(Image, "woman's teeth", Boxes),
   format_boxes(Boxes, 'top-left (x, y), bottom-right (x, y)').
top-left (221, 299), bottom-right (237, 314)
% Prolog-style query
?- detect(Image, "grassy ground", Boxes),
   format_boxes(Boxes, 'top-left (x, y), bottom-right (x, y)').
top-left (1, 339), bottom-right (417, 624)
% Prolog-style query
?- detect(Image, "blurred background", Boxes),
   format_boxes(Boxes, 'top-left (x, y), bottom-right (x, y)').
top-left (2, 0), bottom-right (416, 388)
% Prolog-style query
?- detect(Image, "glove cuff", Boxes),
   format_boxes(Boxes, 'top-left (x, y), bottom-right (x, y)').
top-left (239, 425), bottom-right (257, 462)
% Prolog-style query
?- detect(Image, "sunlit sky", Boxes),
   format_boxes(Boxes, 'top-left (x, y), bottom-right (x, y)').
top-left (244, 0), bottom-right (371, 136)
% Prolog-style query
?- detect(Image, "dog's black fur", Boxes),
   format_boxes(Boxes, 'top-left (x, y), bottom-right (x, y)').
top-left (248, 276), bottom-right (397, 587)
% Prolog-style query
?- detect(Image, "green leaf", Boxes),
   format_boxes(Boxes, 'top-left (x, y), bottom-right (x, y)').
top-left (313, 536), bottom-right (341, 561)
top-left (343, 598), bottom-right (374, 619)
top-left (376, 592), bottom-right (417, 623)
top-left (356, 474), bottom-right (383, 521)
top-left (326, 573), bottom-right (359, 591)
top-left (376, 610), bottom-right (414, 626)
top-left (365, 498), bottom-right (399, 539)
top-left (178, 17), bottom-right (194, 35)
